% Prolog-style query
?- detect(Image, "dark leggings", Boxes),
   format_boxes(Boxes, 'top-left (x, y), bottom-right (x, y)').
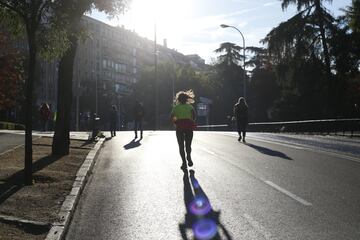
top-left (237, 121), bottom-right (247, 139)
top-left (176, 129), bottom-right (193, 160)
top-left (134, 119), bottom-right (143, 137)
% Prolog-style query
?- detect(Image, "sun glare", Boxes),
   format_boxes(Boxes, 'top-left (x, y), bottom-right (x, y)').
top-left (123, 0), bottom-right (193, 47)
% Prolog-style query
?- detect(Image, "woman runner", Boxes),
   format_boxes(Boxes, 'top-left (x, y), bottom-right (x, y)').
top-left (170, 90), bottom-right (197, 169)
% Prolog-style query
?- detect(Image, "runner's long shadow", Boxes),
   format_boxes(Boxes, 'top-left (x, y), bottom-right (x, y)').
top-left (123, 139), bottom-right (141, 150)
top-left (244, 142), bottom-right (292, 160)
top-left (179, 168), bottom-right (233, 240)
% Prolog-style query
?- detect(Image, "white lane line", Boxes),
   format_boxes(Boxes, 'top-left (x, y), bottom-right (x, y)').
top-left (201, 148), bottom-right (216, 155)
top-left (199, 147), bottom-right (313, 207)
top-left (264, 181), bottom-right (312, 206)
top-left (0, 144), bottom-right (24, 156)
top-left (243, 213), bottom-right (274, 240)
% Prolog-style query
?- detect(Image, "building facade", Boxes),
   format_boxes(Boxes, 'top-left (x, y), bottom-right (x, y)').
top-left (2, 16), bottom-right (206, 129)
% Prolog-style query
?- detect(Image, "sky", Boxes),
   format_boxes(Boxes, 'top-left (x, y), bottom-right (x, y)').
top-left (90, 0), bottom-right (352, 64)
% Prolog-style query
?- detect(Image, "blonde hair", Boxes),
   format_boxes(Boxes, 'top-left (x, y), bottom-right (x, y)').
top-left (174, 89), bottom-right (195, 104)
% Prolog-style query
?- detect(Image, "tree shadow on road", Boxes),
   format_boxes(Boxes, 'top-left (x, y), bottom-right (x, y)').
top-left (179, 168), bottom-right (233, 240)
top-left (123, 139), bottom-right (141, 150)
top-left (244, 143), bottom-right (292, 160)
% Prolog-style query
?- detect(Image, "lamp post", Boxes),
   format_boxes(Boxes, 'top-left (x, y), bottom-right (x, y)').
top-left (95, 71), bottom-right (98, 114)
top-left (75, 78), bottom-right (80, 131)
top-left (220, 24), bottom-right (246, 98)
top-left (154, 23), bottom-right (159, 130)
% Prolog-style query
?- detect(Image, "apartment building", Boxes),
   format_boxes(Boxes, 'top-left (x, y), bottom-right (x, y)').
top-left (2, 15), bottom-right (206, 129)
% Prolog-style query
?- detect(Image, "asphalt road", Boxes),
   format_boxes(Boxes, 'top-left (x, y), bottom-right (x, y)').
top-left (0, 133), bottom-right (25, 154)
top-left (66, 131), bottom-right (360, 240)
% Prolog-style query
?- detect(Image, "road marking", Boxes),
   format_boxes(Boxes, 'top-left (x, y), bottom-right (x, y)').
top-left (0, 144), bottom-right (24, 156)
top-left (201, 148), bottom-right (216, 155)
top-left (243, 213), bottom-right (274, 240)
top-left (199, 147), bottom-right (312, 207)
top-left (264, 181), bottom-right (312, 206)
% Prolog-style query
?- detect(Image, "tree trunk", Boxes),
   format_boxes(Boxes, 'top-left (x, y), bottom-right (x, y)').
top-left (52, 35), bottom-right (78, 155)
top-left (24, 30), bottom-right (37, 185)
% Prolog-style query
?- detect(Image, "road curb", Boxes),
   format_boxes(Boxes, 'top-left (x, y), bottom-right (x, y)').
top-left (45, 137), bottom-right (105, 240)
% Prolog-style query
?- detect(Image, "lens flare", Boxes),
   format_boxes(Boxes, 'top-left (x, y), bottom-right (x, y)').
top-left (189, 197), bottom-right (211, 216)
top-left (193, 219), bottom-right (218, 240)
top-left (192, 178), bottom-right (200, 189)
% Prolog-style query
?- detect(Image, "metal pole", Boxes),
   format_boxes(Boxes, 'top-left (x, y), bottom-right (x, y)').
top-left (95, 75), bottom-right (98, 114)
top-left (76, 80), bottom-right (79, 131)
top-left (154, 23), bottom-right (159, 130)
top-left (231, 26), bottom-right (246, 98)
top-left (172, 76), bottom-right (174, 104)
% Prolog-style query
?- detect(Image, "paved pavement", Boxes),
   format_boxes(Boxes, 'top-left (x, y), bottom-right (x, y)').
top-left (0, 132), bottom-right (25, 154)
top-left (0, 130), bottom-right (90, 142)
top-left (0, 130), bottom-right (91, 156)
top-left (66, 131), bottom-right (360, 240)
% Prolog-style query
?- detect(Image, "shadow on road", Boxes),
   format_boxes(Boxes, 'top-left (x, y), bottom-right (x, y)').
top-left (123, 139), bottom-right (141, 150)
top-left (179, 168), bottom-right (233, 240)
top-left (0, 154), bottom-right (62, 205)
top-left (244, 143), bottom-right (292, 160)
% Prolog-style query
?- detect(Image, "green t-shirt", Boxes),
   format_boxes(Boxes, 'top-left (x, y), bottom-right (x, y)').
top-left (171, 104), bottom-right (194, 120)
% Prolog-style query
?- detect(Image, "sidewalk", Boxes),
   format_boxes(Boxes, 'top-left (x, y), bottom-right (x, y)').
top-left (0, 130), bottom-right (91, 141)
top-left (0, 132), bottom-right (102, 240)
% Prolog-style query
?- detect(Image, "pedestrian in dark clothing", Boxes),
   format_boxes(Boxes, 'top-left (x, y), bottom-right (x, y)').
top-left (233, 97), bottom-right (248, 142)
top-left (110, 105), bottom-right (117, 137)
top-left (134, 100), bottom-right (144, 139)
top-left (39, 102), bottom-right (51, 131)
top-left (170, 90), bottom-right (196, 169)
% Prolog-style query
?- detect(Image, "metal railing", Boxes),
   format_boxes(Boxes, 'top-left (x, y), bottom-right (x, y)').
top-left (197, 118), bottom-right (360, 137)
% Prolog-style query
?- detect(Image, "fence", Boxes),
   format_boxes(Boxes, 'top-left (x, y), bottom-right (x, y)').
top-left (197, 118), bottom-right (360, 137)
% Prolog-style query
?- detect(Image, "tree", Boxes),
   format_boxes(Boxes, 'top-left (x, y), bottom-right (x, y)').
top-left (0, 0), bottom-right (56, 185)
top-left (280, 0), bottom-right (333, 78)
top-left (51, 0), bottom-right (129, 155)
top-left (213, 42), bottom-right (247, 122)
top-left (327, 1), bottom-right (360, 117)
top-left (245, 47), bottom-right (279, 121)
top-left (132, 62), bottom-right (215, 128)
top-left (0, 32), bottom-right (24, 112)
top-left (343, 0), bottom-right (360, 33)
top-left (263, 0), bottom-right (336, 116)
top-left (214, 42), bottom-right (242, 66)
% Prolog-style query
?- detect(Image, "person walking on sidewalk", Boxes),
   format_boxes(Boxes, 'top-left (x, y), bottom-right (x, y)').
top-left (39, 102), bottom-right (51, 131)
top-left (109, 105), bottom-right (117, 137)
top-left (170, 90), bottom-right (196, 169)
top-left (233, 97), bottom-right (248, 142)
top-left (133, 100), bottom-right (144, 139)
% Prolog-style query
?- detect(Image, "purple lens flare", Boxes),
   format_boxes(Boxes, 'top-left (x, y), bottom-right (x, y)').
top-left (193, 219), bottom-right (218, 240)
top-left (189, 197), bottom-right (212, 216)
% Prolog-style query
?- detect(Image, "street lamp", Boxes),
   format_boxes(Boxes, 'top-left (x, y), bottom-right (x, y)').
top-left (154, 23), bottom-right (159, 130)
top-left (220, 24), bottom-right (246, 98)
top-left (95, 71), bottom-right (98, 115)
